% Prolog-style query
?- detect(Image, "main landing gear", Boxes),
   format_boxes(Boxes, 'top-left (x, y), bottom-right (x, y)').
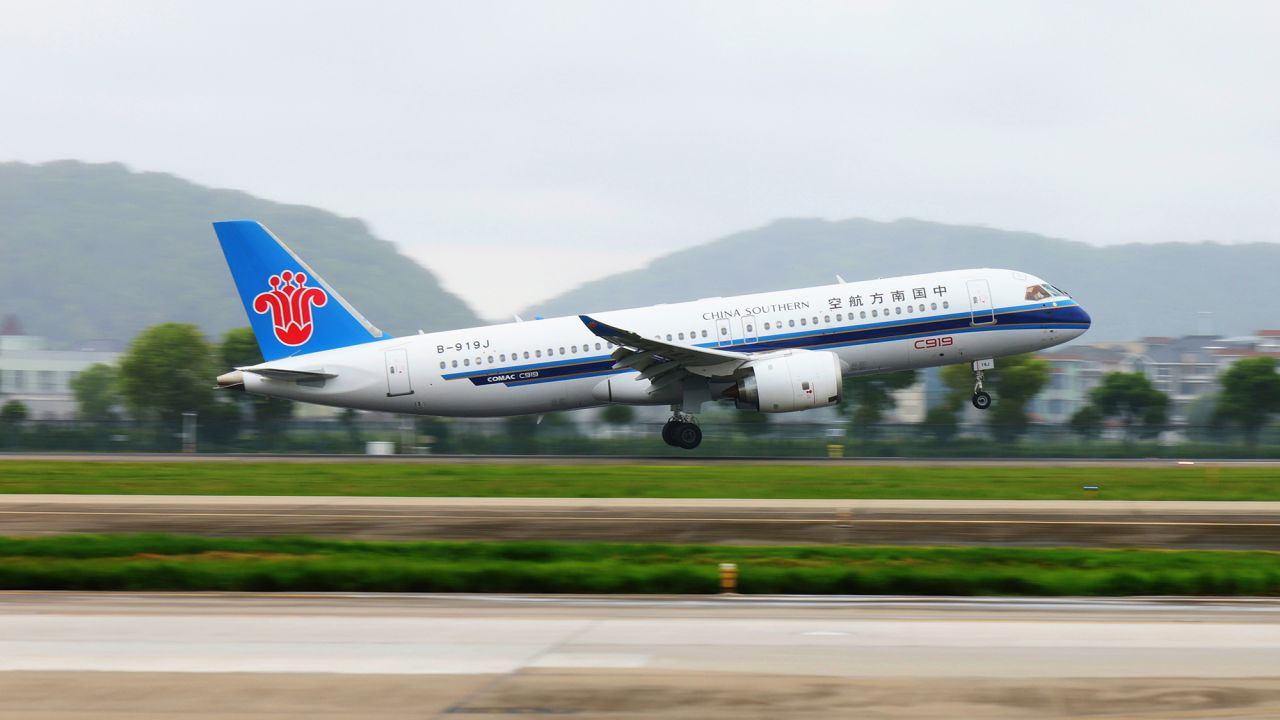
top-left (662, 413), bottom-right (703, 449)
top-left (971, 359), bottom-right (993, 410)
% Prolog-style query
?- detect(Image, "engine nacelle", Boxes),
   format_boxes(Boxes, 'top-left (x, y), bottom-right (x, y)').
top-left (732, 350), bottom-right (844, 413)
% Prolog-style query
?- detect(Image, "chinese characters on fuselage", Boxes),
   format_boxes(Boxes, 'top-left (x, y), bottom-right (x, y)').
top-left (828, 285), bottom-right (947, 311)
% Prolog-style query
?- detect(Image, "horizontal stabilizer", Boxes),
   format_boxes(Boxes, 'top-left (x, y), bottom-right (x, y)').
top-left (239, 366), bottom-right (338, 382)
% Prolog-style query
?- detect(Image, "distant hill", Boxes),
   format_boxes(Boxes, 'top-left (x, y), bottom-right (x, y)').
top-left (524, 218), bottom-right (1279, 341)
top-left (0, 161), bottom-right (479, 346)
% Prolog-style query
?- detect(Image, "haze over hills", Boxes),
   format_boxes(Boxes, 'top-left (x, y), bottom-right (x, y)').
top-left (524, 218), bottom-right (1279, 342)
top-left (0, 161), bottom-right (479, 347)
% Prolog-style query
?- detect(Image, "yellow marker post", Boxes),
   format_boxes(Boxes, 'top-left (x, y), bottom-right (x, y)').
top-left (719, 563), bottom-right (738, 595)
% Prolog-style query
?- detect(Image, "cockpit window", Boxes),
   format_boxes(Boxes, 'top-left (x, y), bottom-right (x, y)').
top-left (1024, 284), bottom-right (1066, 301)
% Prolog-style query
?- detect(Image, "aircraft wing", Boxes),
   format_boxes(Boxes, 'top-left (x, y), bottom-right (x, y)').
top-left (579, 314), bottom-right (750, 392)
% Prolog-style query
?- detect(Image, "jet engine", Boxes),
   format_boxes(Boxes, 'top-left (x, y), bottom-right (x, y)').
top-left (730, 350), bottom-right (843, 413)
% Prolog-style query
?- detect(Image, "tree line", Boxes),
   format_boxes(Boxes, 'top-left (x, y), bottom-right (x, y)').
top-left (3, 323), bottom-right (1279, 449)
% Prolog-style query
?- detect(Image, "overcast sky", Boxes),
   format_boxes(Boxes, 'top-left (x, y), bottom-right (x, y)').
top-left (3, 1), bottom-right (1277, 318)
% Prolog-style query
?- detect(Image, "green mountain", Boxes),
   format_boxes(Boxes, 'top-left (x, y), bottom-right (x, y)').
top-left (524, 218), bottom-right (1278, 341)
top-left (0, 161), bottom-right (479, 346)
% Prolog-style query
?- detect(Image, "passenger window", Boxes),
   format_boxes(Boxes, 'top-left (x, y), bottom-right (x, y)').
top-left (943, 301), bottom-right (950, 309)
top-left (800, 318), bottom-right (807, 326)
top-left (595, 343), bottom-right (602, 350)
top-left (678, 333), bottom-right (685, 340)
top-left (464, 358), bottom-right (471, 366)
top-left (895, 307), bottom-right (902, 315)
top-left (666, 334), bottom-right (672, 341)
top-left (788, 320), bottom-right (795, 327)
top-left (823, 315), bottom-right (830, 323)
top-left (919, 304), bottom-right (925, 312)
top-left (836, 313), bottom-right (843, 321)
top-left (871, 309), bottom-right (878, 317)
top-left (524, 351), bottom-right (530, 359)
top-left (701, 330), bottom-right (708, 338)
top-left (559, 347), bottom-right (566, 355)
top-left (745, 324), bottom-right (754, 333)
top-left (439, 361), bottom-right (446, 369)
top-left (451, 360), bottom-right (458, 368)
top-left (860, 311), bottom-right (866, 319)
top-left (721, 327), bottom-right (729, 335)
top-left (488, 355), bottom-right (494, 363)
top-left (812, 317), bottom-right (818, 324)
top-left (906, 305), bottom-right (913, 313)
top-left (764, 322), bottom-right (771, 330)
top-left (535, 350), bottom-right (542, 357)
top-left (499, 354), bottom-right (506, 362)
top-left (931, 303), bottom-right (937, 310)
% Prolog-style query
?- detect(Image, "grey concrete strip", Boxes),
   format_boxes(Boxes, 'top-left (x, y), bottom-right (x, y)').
top-left (0, 593), bottom-right (1277, 679)
top-left (3, 495), bottom-right (1278, 547)
top-left (7, 494), bottom-right (1280, 511)
top-left (5, 452), bottom-right (1280, 467)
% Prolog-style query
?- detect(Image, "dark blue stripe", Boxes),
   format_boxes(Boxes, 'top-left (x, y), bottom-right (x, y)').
top-left (449, 302), bottom-right (1088, 387)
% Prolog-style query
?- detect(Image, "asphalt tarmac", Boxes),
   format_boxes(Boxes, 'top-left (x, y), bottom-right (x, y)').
top-left (5, 452), bottom-right (1280, 466)
top-left (1, 593), bottom-right (1278, 719)
top-left (4, 494), bottom-right (1280, 548)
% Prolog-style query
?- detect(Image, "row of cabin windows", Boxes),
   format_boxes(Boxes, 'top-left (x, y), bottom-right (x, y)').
top-left (758, 301), bottom-right (950, 331)
top-left (662, 329), bottom-right (711, 342)
top-left (437, 300), bottom-right (955, 370)
top-left (440, 342), bottom-right (613, 370)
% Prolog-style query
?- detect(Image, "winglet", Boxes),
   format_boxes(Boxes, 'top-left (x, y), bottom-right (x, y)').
top-left (579, 314), bottom-right (621, 338)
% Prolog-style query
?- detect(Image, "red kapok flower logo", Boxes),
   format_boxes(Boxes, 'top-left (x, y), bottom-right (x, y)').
top-left (252, 270), bottom-right (328, 346)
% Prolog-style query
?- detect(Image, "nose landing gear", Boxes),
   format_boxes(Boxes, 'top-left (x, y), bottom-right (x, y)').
top-left (662, 412), bottom-right (703, 449)
top-left (971, 359), bottom-right (994, 410)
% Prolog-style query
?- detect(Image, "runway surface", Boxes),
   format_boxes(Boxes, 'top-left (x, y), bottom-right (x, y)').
top-left (4, 494), bottom-right (1280, 548)
top-left (1, 592), bottom-right (1279, 719)
top-left (6, 452), bottom-right (1280, 466)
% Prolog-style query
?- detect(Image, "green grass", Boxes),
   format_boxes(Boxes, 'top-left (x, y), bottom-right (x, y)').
top-left (0, 460), bottom-right (1278, 500)
top-left (0, 534), bottom-right (1277, 596)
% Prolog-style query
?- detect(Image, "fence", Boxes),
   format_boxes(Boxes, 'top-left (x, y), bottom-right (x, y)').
top-left (0, 416), bottom-right (1277, 458)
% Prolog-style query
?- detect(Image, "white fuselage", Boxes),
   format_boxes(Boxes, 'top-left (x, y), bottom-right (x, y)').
top-left (242, 268), bottom-right (1090, 416)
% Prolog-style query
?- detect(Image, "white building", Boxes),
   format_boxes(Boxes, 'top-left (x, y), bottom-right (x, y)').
top-left (0, 332), bottom-right (120, 419)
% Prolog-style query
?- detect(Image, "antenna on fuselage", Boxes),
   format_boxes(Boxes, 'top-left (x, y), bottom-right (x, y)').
top-left (835, 274), bottom-right (846, 284)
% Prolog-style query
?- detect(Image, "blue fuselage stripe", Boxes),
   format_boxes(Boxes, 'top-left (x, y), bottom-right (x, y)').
top-left (446, 301), bottom-right (1087, 387)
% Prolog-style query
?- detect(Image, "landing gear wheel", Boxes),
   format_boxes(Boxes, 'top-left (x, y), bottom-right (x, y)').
top-left (661, 420), bottom-right (680, 446)
top-left (673, 422), bottom-right (703, 450)
top-left (972, 391), bottom-right (992, 410)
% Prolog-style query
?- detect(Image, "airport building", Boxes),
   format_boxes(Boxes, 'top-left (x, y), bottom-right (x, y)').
top-left (1032, 331), bottom-right (1280, 425)
top-left (0, 320), bottom-right (121, 419)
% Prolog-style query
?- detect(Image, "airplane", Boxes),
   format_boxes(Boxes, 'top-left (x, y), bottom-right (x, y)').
top-left (213, 220), bottom-right (1091, 449)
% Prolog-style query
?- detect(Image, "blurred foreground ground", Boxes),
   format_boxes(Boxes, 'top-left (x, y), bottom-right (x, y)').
top-left (5, 495), bottom-right (1280, 549)
top-left (1, 593), bottom-right (1278, 719)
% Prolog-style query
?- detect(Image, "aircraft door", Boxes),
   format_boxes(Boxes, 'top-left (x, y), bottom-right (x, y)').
top-left (384, 348), bottom-right (414, 397)
top-left (966, 279), bottom-right (996, 325)
top-left (742, 317), bottom-right (758, 344)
